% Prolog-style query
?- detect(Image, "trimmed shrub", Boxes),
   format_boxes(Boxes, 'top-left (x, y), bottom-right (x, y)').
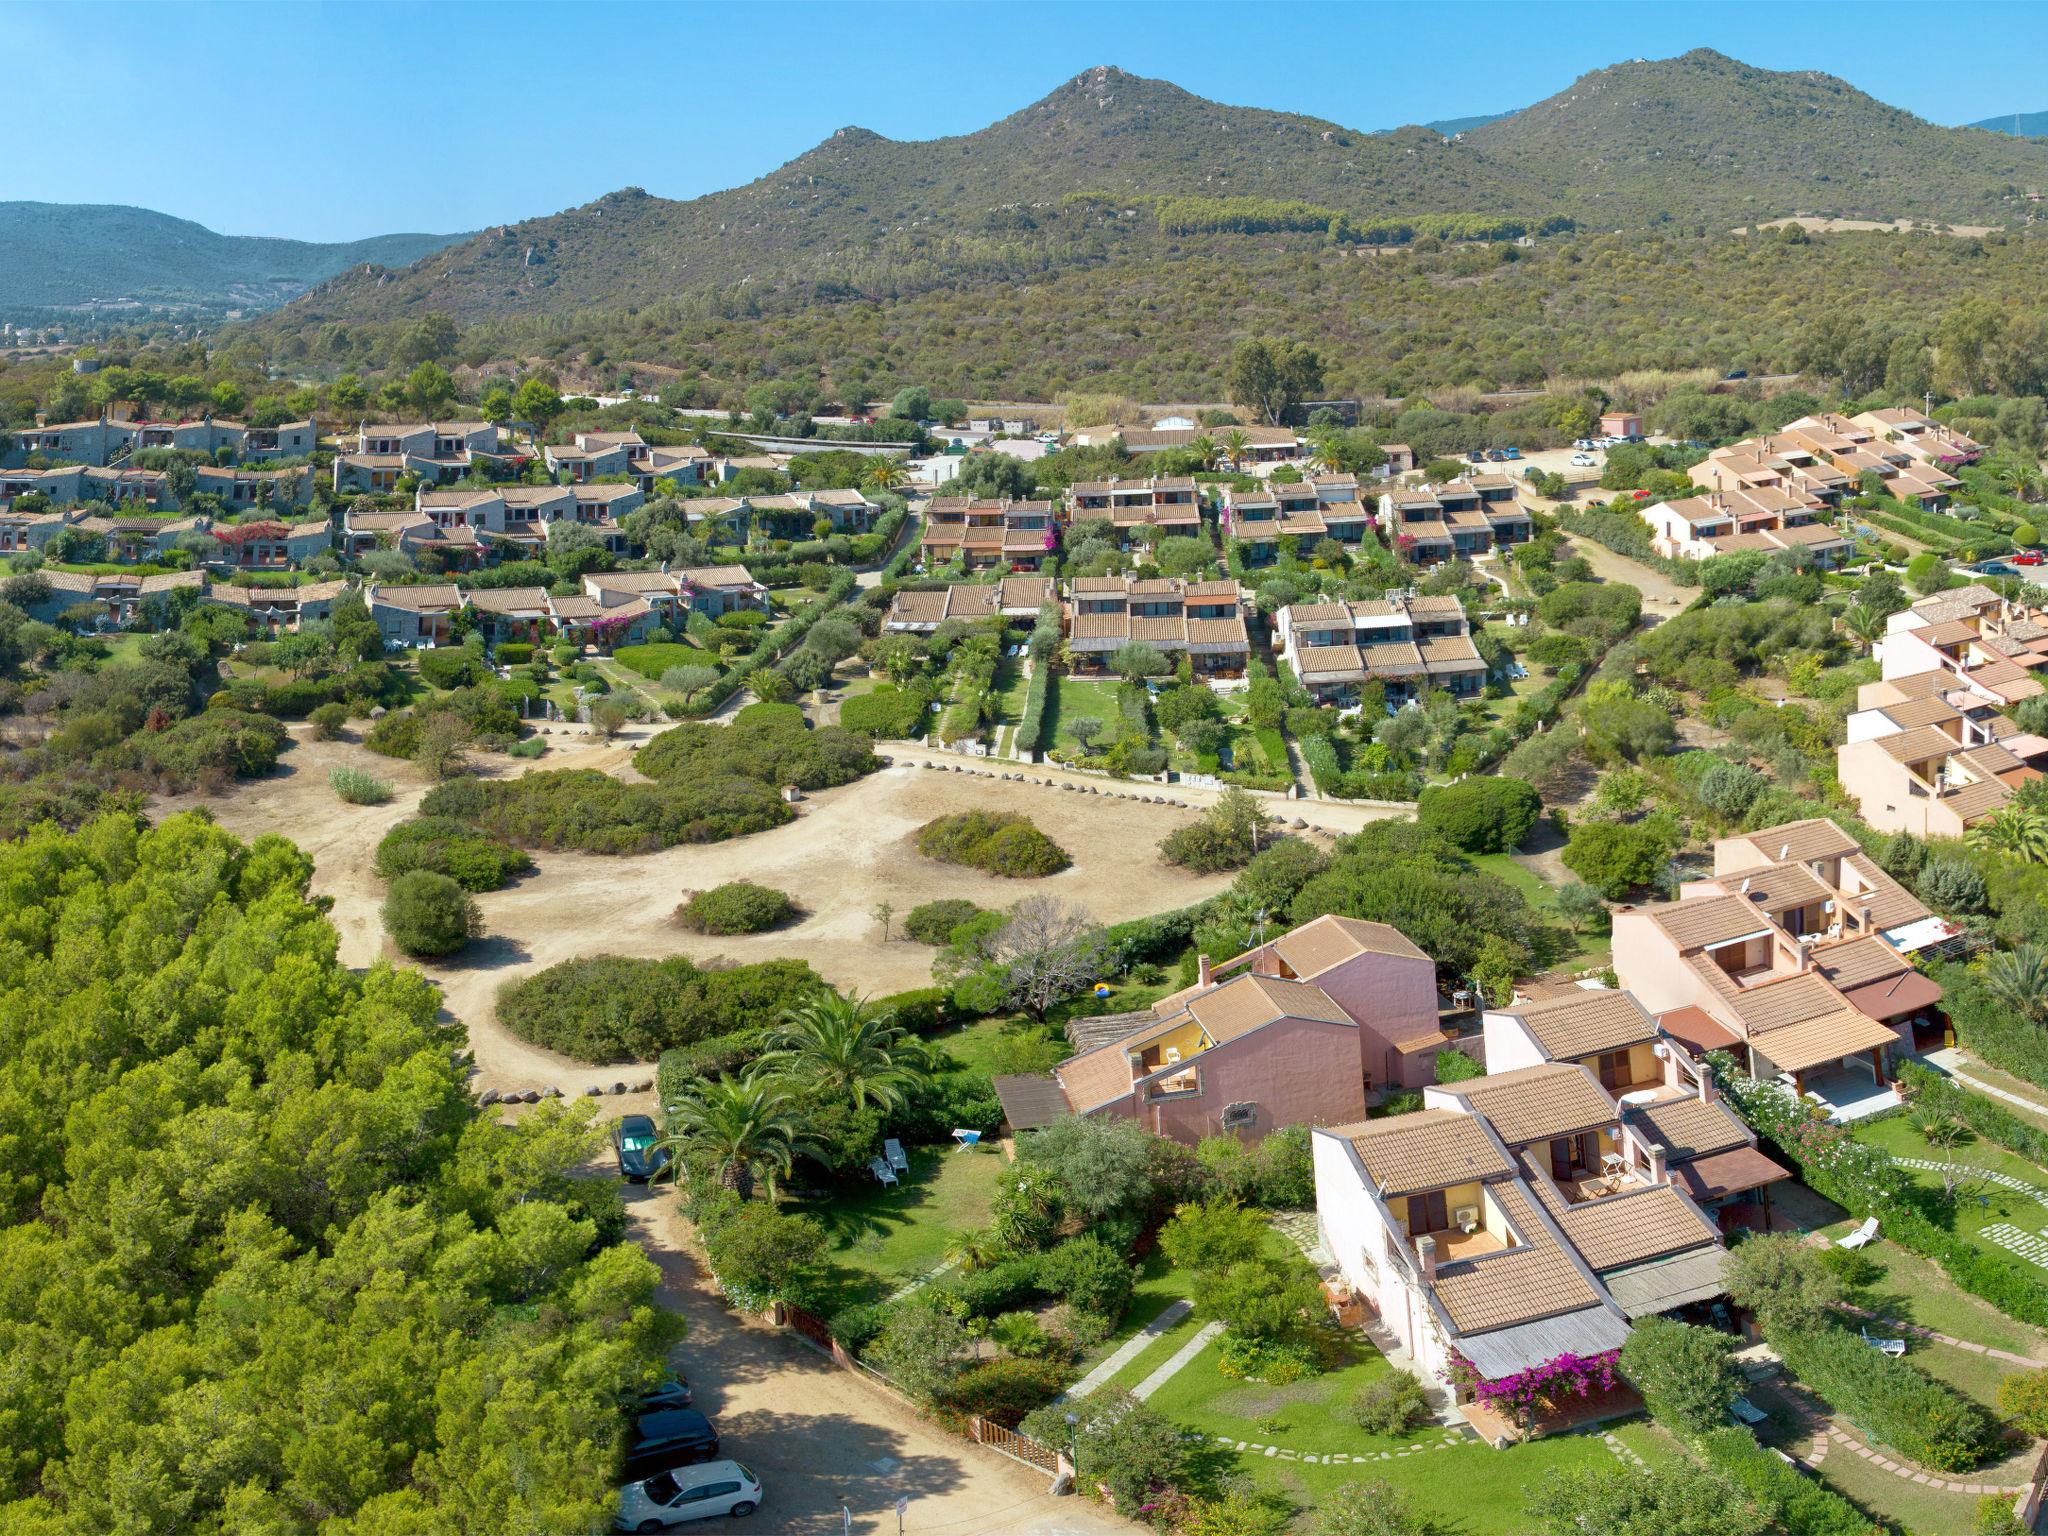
top-left (917, 811), bottom-right (1069, 877)
top-left (330, 766), bottom-right (394, 805)
top-left (1772, 1322), bottom-right (1996, 1471)
top-left (873, 986), bottom-right (964, 1035)
top-left (498, 953), bottom-right (824, 1062)
top-left (374, 815), bottom-right (533, 890)
top-left (420, 768), bottom-right (792, 853)
top-left (1417, 777), bottom-right (1542, 853)
top-left (840, 682), bottom-right (934, 739)
top-left (637, 713), bottom-right (878, 791)
top-left (496, 642), bottom-right (534, 665)
top-left (1618, 1317), bottom-right (1737, 1434)
top-left (309, 702), bottom-right (349, 740)
top-left (381, 870), bottom-right (481, 958)
top-left (905, 898), bottom-right (985, 945)
top-left (1347, 1370), bottom-right (1431, 1435)
top-left (655, 1031), bottom-right (765, 1095)
top-left (936, 1357), bottom-right (1067, 1427)
top-left (1695, 1428), bottom-right (1873, 1536)
top-left (1035, 1237), bottom-right (1135, 1322)
top-left (417, 647), bottom-right (488, 690)
top-left (942, 1256), bottom-right (1046, 1318)
top-left (829, 1302), bottom-right (891, 1356)
top-left (676, 880), bottom-right (797, 934)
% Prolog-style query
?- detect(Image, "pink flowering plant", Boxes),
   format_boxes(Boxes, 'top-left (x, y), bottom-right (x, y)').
top-left (1450, 1349), bottom-right (1620, 1428)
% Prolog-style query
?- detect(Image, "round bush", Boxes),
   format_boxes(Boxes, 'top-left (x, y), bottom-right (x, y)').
top-left (917, 811), bottom-right (1070, 878)
top-left (375, 816), bottom-right (534, 891)
top-left (677, 880), bottom-right (798, 934)
top-left (1417, 776), bottom-right (1542, 853)
top-left (309, 702), bottom-right (350, 740)
top-left (381, 869), bottom-right (481, 958)
top-left (905, 898), bottom-right (984, 945)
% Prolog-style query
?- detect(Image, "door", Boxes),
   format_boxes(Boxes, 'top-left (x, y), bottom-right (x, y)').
top-left (1407, 1189), bottom-right (1449, 1235)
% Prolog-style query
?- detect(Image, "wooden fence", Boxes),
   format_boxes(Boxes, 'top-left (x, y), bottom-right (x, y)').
top-left (969, 1417), bottom-right (1060, 1474)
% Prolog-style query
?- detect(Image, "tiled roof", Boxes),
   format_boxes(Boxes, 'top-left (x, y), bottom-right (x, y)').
top-left (1724, 862), bottom-right (1831, 913)
top-left (1554, 1185), bottom-right (1717, 1271)
top-left (1844, 854), bottom-right (1931, 930)
top-left (1626, 1096), bottom-right (1750, 1162)
top-left (1184, 973), bottom-right (1352, 1041)
top-left (1729, 972), bottom-right (1848, 1034)
top-left (1507, 990), bottom-right (1657, 1062)
top-left (1811, 937), bottom-right (1910, 990)
top-left (1340, 1110), bottom-right (1514, 1198)
top-left (1430, 1181), bottom-right (1602, 1334)
top-left (1272, 914), bottom-right (1432, 976)
top-left (1643, 893), bottom-right (1772, 951)
top-left (1435, 1063), bottom-right (1617, 1148)
top-left (1740, 819), bottom-right (1861, 864)
top-left (1053, 1041), bottom-right (1137, 1114)
top-left (1750, 1009), bottom-right (1901, 1073)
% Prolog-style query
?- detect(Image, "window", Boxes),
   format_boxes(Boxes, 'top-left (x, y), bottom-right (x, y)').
top-left (1407, 1189), bottom-right (1449, 1235)
top-left (1595, 1051), bottom-right (1631, 1091)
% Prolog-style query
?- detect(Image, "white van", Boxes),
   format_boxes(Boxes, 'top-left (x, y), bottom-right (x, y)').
top-left (615, 1461), bottom-right (761, 1530)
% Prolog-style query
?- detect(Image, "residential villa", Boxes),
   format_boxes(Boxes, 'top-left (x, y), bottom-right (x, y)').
top-left (3, 411), bottom-right (316, 469)
top-left (1837, 669), bottom-right (2048, 837)
top-left (331, 420), bottom-right (523, 492)
top-left (583, 565), bottom-right (772, 622)
top-left (1063, 575), bottom-right (1249, 678)
top-left (1612, 819), bottom-right (1953, 1120)
top-left (919, 497), bottom-right (1058, 571)
top-left (744, 487), bottom-right (880, 537)
top-left (1643, 489), bottom-right (1851, 566)
top-left (1690, 435), bottom-right (1850, 508)
top-left (1313, 1053), bottom-right (1767, 1418)
top-left (1221, 477), bottom-right (1379, 566)
top-left (1121, 423), bottom-right (1299, 462)
top-left (991, 915), bottom-right (1448, 1143)
top-left (884, 576), bottom-right (1056, 632)
top-left (1275, 593), bottom-right (1488, 704)
top-left (1850, 408), bottom-right (1984, 471)
top-left (1877, 584), bottom-right (2048, 704)
top-left (206, 518), bottom-right (331, 570)
top-left (1065, 476), bottom-right (1202, 547)
top-left (15, 569), bottom-right (347, 631)
top-left (1376, 477), bottom-right (1532, 565)
top-left (366, 582), bottom-right (465, 647)
top-left (1775, 414), bottom-right (1964, 509)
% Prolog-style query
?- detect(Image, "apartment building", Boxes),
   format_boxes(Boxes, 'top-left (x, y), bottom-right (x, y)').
top-left (919, 496), bottom-right (1057, 570)
top-left (744, 486), bottom-right (880, 537)
top-left (883, 575), bottom-right (1056, 632)
top-left (582, 565), bottom-right (772, 622)
top-left (1851, 408), bottom-right (1984, 471)
top-left (206, 518), bottom-right (332, 570)
top-left (1313, 1056), bottom-right (1759, 1414)
top-left (0, 465), bottom-right (172, 516)
top-left (1275, 593), bottom-right (1488, 704)
top-left (1064, 575), bottom-right (1249, 677)
top-left (1644, 489), bottom-right (1851, 566)
top-left (1837, 669), bottom-right (2048, 837)
top-left (18, 569), bottom-right (348, 631)
top-left (1376, 477), bottom-right (1532, 565)
top-left (1691, 435), bottom-right (1849, 508)
top-left (1776, 414), bottom-right (1963, 509)
top-left (1612, 818), bottom-right (1951, 1120)
top-left (991, 915), bottom-right (1448, 1143)
top-left (1220, 477), bottom-right (1379, 565)
top-left (3, 411), bottom-right (316, 470)
top-left (1066, 475), bottom-right (1202, 546)
top-left (1878, 584), bottom-right (2048, 704)
top-left (331, 421), bottom-right (508, 492)
top-left (1121, 423), bottom-right (1299, 462)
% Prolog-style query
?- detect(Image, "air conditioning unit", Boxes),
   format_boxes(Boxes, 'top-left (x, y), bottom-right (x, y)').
top-left (1453, 1206), bottom-right (1480, 1233)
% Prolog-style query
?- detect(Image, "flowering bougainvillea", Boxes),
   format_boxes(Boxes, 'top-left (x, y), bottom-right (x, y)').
top-left (1450, 1349), bottom-right (1620, 1426)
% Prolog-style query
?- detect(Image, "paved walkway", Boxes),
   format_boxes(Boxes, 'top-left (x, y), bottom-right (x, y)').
top-left (1132, 1322), bottom-right (1225, 1401)
top-left (1063, 1301), bottom-right (1192, 1399)
top-left (1839, 1303), bottom-right (2046, 1367)
top-left (1923, 1048), bottom-right (2048, 1122)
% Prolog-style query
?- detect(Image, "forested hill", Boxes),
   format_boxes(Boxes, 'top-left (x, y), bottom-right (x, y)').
top-left (0, 203), bottom-right (462, 315)
top-left (259, 51), bottom-right (2048, 344)
top-left (1968, 111), bottom-right (2048, 139)
top-left (1465, 49), bottom-right (2048, 228)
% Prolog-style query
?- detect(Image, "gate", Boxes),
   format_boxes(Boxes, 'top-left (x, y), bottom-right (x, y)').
top-left (970, 1417), bottom-right (1060, 1474)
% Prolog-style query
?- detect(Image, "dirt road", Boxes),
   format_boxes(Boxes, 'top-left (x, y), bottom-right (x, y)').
top-left (624, 1185), bottom-right (1136, 1535)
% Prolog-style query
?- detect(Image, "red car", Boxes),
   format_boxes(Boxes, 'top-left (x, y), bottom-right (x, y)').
top-left (2015, 551), bottom-right (2044, 566)
top-left (1631, 489), bottom-right (1652, 500)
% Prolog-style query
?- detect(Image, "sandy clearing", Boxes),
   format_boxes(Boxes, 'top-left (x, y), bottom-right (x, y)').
top-left (161, 725), bottom-right (1276, 1098)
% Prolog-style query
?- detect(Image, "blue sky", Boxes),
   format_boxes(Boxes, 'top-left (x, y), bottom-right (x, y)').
top-left (5, 0), bottom-right (2046, 242)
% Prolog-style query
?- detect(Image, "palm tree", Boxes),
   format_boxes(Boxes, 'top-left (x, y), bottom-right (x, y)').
top-left (1968, 807), bottom-right (2048, 865)
top-left (866, 459), bottom-right (906, 495)
top-left (760, 993), bottom-right (935, 1113)
top-left (1189, 434), bottom-right (1219, 472)
top-left (655, 1069), bottom-right (809, 1200)
top-left (1221, 429), bottom-right (1250, 473)
top-left (1981, 945), bottom-right (2048, 1023)
top-left (1840, 602), bottom-right (1887, 652)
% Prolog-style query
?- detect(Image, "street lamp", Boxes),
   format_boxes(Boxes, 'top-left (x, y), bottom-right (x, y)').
top-left (1064, 1410), bottom-right (1079, 1478)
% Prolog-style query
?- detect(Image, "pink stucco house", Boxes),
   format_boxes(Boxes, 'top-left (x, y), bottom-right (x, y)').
top-left (991, 915), bottom-right (1447, 1146)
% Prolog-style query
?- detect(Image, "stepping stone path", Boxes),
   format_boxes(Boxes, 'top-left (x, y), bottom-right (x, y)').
top-left (1895, 1157), bottom-right (2048, 1269)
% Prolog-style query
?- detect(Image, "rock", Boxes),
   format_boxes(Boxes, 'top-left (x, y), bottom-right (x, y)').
top-left (632, 1078), bottom-right (654, 1093)
top-left (541, 1084), bottom-right (562, 1099)
top-left (1292, 817), bottom-right (1308, 828)
top-left (478, 1088), bottom-right (500, 1106)
top-left (583, 1084), bottom-right (603, 1096)
top-left (611, 1082), bottom-right (628, 1095)
top-left (520, 1089), bottom-right (541, 1104)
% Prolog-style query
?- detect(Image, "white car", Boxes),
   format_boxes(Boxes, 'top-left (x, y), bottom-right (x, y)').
top-left (1569, 453), bottom-right (1597, 467)
top-left (615, 1461), bottom-right (761, 1530)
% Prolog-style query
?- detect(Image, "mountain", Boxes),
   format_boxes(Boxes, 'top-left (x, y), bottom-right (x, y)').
top-left (1420, 111), bottom-right (1513, 137)
top-left (1968, 111), bottom-right (2048, 138)
top-left (1465, 49), bottom-right (2048, 226)
top-left (0, 203), bottom-right (464, 315)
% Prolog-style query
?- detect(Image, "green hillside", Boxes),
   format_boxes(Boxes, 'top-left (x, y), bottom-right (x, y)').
top-left (1968, 110), bottom-right (2048, 138)
top-left (0, 203), bottom-right (463, 315)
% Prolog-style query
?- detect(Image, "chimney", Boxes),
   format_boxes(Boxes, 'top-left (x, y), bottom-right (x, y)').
top-left (1197, 953), bottom-right (1212, 989)
top-left (1858, 900), bottom-right (1873, 932)
top-left (1795, 942), bottom-right (1810, 975)
top-left (1648, 1145), bottom-right (1669, 1186)
top-left (1417, 1234), bottom-right (1438, 1281)
top-left (1698, 1068), bottom-right (1716, 1106)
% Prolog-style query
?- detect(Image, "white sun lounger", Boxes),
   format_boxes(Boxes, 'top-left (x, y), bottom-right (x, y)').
top-left (1836, 1216), bottom-right (1878, 1251)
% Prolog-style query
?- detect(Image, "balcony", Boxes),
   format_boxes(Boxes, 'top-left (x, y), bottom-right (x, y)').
top-left (1422, 1226), bottom-right (1508, 1262)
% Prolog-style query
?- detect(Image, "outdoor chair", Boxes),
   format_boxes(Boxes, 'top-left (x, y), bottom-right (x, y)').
top-left (884, 1138), bottom-right (909, 1174)
top-left (1860, 1327), bottom-right (1906, 1358)
top-left (868, 1156), bottom-right (898, 1187)
top-left (1836, 1216), bottom-right (1878, 1251)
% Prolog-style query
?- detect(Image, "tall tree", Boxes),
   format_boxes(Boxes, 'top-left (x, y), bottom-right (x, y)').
top-left (656, 1070), bottom-right (810, 1199)
top-left (759, 993), bottom-right (933, 1113)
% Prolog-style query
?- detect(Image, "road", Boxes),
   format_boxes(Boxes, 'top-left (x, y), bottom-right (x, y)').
top-left (624, 1185), bottom-right (1137, 1535)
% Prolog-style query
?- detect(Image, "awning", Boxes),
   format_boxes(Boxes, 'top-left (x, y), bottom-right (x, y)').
top-left (1455, 1306), bottom-right (1633, 1379)
top-left (991, 1074), bottom-right (1071, 1131)
top-left (1602, 1247), bottom-right (1729, 1318)
top-left (1674, 1145), bottom-right (1794, 1203)
top-left (1842, 971), bottom-right (1944, 1022)
top-left (1657, 1006), bottom-right (1742, 1056)
top-left (1752, 1009), bottom-right (1902, 1074)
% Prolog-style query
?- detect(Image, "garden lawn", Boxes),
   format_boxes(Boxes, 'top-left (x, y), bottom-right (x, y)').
top-left (1808, 1426), bottom-right (2001, 1536)
top-left (1469, 852), bottom-right (1610, 967)
top-left (1047, 676), bottom-right (1139, 754)
top-left (782, 1144), bottom-right (1005, 1313)
top-left (612, 641), bottom-right (721, 683)
top-left (1851, 1115), bottom-right (2048, 1270)
top-left (1823, 1231), bottom-right (2048, 1361)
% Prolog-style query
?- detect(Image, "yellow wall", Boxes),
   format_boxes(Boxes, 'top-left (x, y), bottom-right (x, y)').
top-left (1136, 1018), bottom-right (1211, 1073)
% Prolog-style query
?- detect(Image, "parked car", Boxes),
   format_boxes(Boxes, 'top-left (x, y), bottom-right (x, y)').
top-left (1466, 449), bottom-right (1487, 463)
top-left (1569, 453), bottom-right (1597, 467)
top-left (612, 1115), bottom-right (671, 1184)
top-left (1485, 449), bottom-right (1507, 462)
top-left (622, 1409), bottom-right (721, 1481)
top-left (1724, 368), bottom-right (1749, 380)
top-left (2016, 551), bottom-right (2045, 566)
top-left (615, 1461), bottom-right (760, 1531)
top-left (640, 1375), bottom-right (692, 1411)
top-left (1502, 447), bottom-right (1522, 459)
top-left (1572, 438), bottom-right (1597, 450)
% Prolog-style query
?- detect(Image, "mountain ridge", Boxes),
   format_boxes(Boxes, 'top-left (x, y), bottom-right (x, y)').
top-left (0, 202), bottom-right (465, 317)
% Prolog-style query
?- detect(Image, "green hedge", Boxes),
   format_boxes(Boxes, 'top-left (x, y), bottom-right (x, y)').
top-left (1898, 1061), bottom-right (2048, 1166)
top-left (840, 682), bottom-right (933, 740)
top-left (613, 641), bottom-right (721, 681)
top-left (1771, 1321), bottom-right (1995, 1472)
top-left (1693, 1428), bottom-right (1874, 1536)
top-left (656, 1030), bottom-right (767, 1098)
top-left (1015, 664), bottom-right (1053, 757)
top-left (1933, 960), bottom-right (2048, 1093)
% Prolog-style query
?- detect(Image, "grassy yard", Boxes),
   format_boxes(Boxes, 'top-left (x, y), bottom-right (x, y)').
top-left (781, 1144), bottom-right (1006, 1312)
top-left (1819, 1230), bottom-right (2048, 1361)
top-left (1852, 1115), bottom-right (2048, 1272)
top-left (1468, 852), bottom-right (1611, 968)
top-left (612, 641), bottom-right (722, 682)
top-left (1047, 676), bottom-right (1143, 753)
